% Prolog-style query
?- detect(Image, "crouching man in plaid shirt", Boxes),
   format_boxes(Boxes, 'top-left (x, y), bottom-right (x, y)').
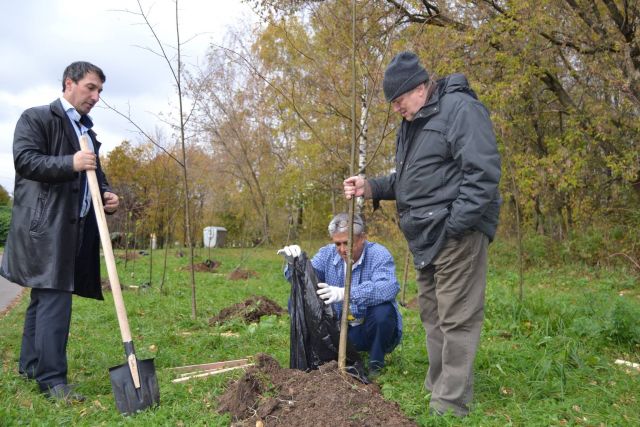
top-left (279, 213), bottom-right (403, 376)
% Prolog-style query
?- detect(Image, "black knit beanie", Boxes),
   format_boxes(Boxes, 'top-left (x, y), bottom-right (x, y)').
top-left (383, 51), bottom-right (429, 102)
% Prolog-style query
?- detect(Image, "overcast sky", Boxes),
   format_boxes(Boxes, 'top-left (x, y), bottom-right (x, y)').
top-left (0, 0), bottom-right (257, 195)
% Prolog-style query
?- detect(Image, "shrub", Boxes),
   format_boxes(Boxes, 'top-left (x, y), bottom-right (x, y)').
top-left (562, 229), bottom-right (607, 266)
top-left (603, 297), bottom-right (640, 347)
top-left (0, 206), bottom-right (12, 245)
top-left (522, 233), bottom-right (557, 268)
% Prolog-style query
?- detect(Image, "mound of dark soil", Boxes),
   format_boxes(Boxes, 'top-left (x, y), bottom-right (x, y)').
top-left (218, 353), bottom-right (416, 426)
top-left (101, 279), bottom-right (140, 291)
top-left (209, 296), bottom-right (285, 325)
top-left (228, 268), bottom-right (258, 280)
top-left (181, 259), bottom-right (221, 273)
top-left (116, 251), bottom-right (139, 260)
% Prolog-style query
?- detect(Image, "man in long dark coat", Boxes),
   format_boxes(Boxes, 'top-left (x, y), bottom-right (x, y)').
top-left (1, 61), bottom-right (119, 402)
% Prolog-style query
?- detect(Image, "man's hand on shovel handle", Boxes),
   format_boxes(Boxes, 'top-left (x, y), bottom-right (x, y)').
top-left (103, 192), bottom-right (119, 214)
top-left (73, 150), bottom-right (97, 172)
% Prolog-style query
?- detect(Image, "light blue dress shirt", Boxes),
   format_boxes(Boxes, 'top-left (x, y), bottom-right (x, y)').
top-left (59, 97), bottom-right (94, 217)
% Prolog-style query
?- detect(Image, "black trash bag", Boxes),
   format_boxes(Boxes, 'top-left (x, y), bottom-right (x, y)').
top-left (287, 252), bottom-right (367, 382)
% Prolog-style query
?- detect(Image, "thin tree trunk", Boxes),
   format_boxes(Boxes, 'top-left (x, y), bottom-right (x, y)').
top-left (131, 219), bottom-right (138, 273)
top-left (176, 28), bottom-right (198, 319)
top-left (149, 233), bottom-right (154, 287)
top-left (339, 0), bottom-right (357, 374)
top-left (124, 210), bottom-right (131, 271)
top-left (503, 129), bottom-right (525, 301)
top-left (357, 90), bottom-right (368, 214)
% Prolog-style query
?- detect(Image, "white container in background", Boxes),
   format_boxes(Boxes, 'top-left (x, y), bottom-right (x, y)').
top-left (203, 226), bottom-right (228, 248)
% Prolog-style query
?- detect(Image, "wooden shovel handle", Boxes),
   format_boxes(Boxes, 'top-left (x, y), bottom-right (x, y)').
top-left (79, 135), bottom-right (132, 344)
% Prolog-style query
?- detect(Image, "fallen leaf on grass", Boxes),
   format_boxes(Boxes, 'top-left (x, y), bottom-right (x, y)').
top-left (500, 386), bottom-right (513, 396)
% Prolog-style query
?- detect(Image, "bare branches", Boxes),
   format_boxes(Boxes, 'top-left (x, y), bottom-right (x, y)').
top-left (134, 0), bottom-right (181, 87)
top-left (385, 0), bottom-right (468, 31)
top-left (100, 97), bottom-right (183, 167)
top-left (609, 252), bottom-right (640, 273)
top-left (207, 43), bottom-right (348, 166)
top-left (539, 71), bottom-right (576, 111)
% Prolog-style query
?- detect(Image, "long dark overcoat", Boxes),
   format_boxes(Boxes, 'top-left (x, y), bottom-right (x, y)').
top-left (0, 98), bottom-right (111, 300)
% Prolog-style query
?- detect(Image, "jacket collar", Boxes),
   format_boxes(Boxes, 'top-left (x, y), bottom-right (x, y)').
top-left (411, 73), bottom-right (476, 122)
top-left (411, 81), bottom-right (442, 122)
top-left (50, 97), bottom-right (67, 119)
top-left (50, 98), bottom-right (99, 151)
top-left (58, 97), bottom-right (95, 129)
top-left (50, 99), bottom-right (80, 151)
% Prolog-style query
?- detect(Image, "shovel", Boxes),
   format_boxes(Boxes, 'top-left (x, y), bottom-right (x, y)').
top-left (80, 135), bottom-right (160, 415)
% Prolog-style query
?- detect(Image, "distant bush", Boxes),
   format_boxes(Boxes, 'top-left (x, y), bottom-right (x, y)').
top-left (0, 206), bottom-right (11, 245)
top-left (0, 185), bottom-right (10, 207)
top-left (495, 224), bottom-right (640, 272)
top-left (603, 297), bottom-right (640, 347)
top-left (521, 233), bottom-right (558, 268)
top-left (561, 229), bottom-right (607, 266)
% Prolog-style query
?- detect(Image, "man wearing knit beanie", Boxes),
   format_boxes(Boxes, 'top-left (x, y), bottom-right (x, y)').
top-left (383, 51), bottom-right (429, 103)
top-left (344, 51), bottom-right (502, 417)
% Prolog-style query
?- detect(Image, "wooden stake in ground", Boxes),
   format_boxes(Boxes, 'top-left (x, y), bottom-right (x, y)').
top-left (170, 358), bottom-right (253, 383)
top-left (400, 250), bottom-right (410, 306)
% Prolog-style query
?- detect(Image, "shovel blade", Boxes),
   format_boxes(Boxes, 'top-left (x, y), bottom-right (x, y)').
top-left (109, 357), bottom-right (159, 415)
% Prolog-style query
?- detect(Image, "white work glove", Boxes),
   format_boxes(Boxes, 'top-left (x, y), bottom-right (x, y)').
top-left (316, 282), bottom-right (345, 305)
top-left (277, 244), bottom-right (302, 264)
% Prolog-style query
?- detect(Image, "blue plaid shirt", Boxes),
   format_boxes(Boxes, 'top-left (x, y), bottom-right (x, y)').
top-left (288, 241), bottom-right (403, 341)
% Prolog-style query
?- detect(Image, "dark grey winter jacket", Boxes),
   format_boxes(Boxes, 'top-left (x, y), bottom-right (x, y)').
top-left (369, 74), bottom-right (501, 268)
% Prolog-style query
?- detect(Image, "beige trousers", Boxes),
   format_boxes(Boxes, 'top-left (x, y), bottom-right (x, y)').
top-left (416, 230), bottom-right (489, 417)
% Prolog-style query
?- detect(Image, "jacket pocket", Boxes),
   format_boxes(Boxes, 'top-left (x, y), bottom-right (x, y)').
top-left (29, 186), bottom-right (50, 235)
top-left (422, 119), bottom-right (447, 134)
top-left (399, 206), bottom-right (449, 251)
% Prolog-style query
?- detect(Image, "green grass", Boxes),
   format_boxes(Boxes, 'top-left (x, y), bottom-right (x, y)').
top-left (1, 240), bottom-right (639, 426)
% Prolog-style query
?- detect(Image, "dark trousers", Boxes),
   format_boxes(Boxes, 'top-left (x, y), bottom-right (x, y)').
top-left (19, 213), bottom-right (93, 391)
top-left (19, 288), bottom-right (73, 391)
top-left (348, 302), bottom-right (399, 369)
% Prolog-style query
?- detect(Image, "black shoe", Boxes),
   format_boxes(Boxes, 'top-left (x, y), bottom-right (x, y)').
top-left (44, 384), bottom-right (86, 403)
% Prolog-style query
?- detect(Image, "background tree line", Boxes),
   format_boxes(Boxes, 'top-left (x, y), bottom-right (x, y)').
top-left (0, 185), bottom-right (10, 245)
top-left (98, 0), bottom-right (638, 270)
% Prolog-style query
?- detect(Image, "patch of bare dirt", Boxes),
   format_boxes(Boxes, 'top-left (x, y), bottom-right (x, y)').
top-left (209, 296), bottom-right (285, 325)
top-left (228, 268), bottom-right (258, 280)
top-left (116, 251), bottom-right (140, 260)
top-left (181, 259), bottom-right (221, 273)
top-left (218, 353), bottom-right (416, 426)
top-left (101, 279), bottom-right (142, 291)
top-left (404, 297), bottom-right (418, 309)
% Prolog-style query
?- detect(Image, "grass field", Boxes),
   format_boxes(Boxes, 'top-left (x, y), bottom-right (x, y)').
top-left (1, 238), bottom-right (639, 426)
